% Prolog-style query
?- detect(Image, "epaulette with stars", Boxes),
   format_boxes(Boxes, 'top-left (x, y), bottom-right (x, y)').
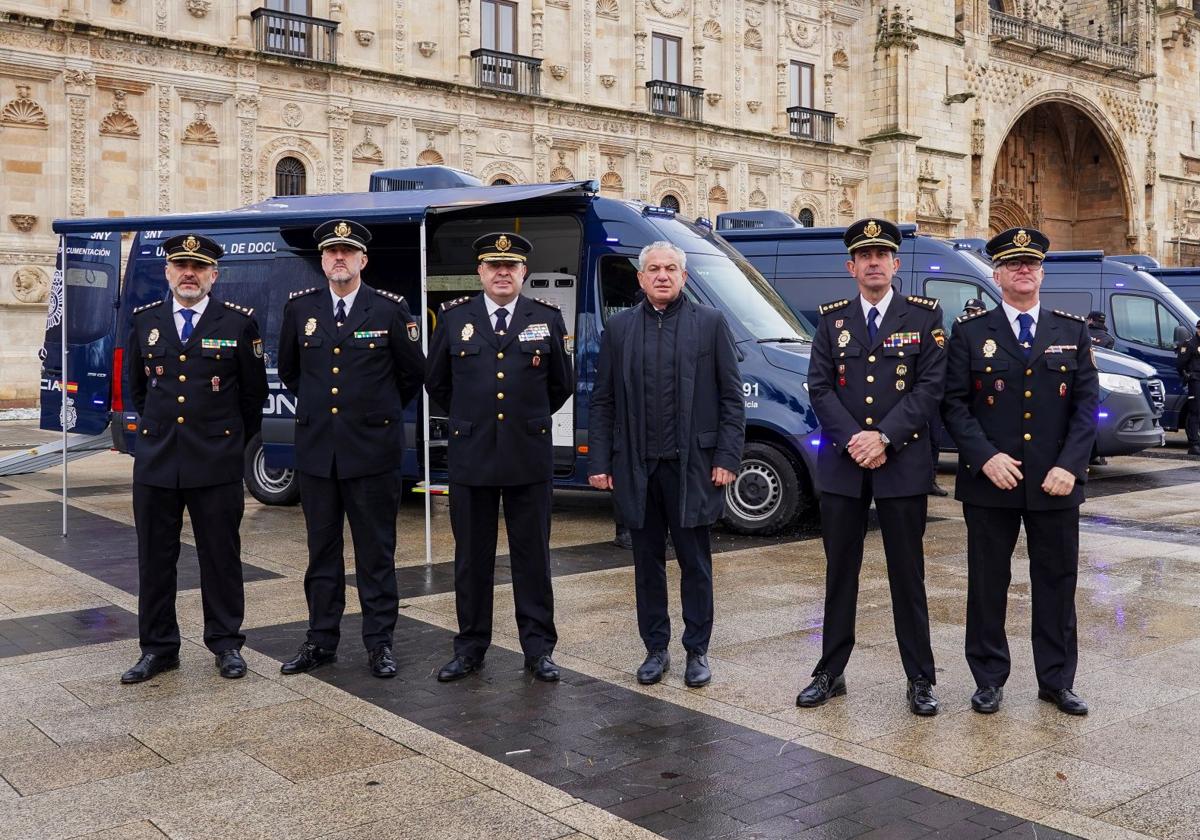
top-left (818, 298), bottom-right (851, 316)
top-left (1052, 309), bottom-right (1086, 322)
top-left (288, 287), bottom-right (319, 300)
top-left (441, 296), bottom-right (470, 311)
top-left (530, 297), bottom-right (560, 311)
top-left (956, 309), bottom-right (987, 324)
top-left (223, 300), bottom-right (254, 317)
top-left (906, 295), bottom-right (939, 311)
top-left (132, 300), bottom-right (162, 315)
top-left (375, 289), bottom-right (406, 305)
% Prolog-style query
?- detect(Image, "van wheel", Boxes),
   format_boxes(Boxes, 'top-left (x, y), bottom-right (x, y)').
top-left (722, 441), bottom-right (801, 536)
top-left (244, 432), bottom-right (300, 506)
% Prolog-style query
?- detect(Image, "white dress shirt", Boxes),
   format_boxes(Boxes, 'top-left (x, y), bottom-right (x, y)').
top-left (860, 287), bottom-right (894, 329)
top-left (330, 286), bottom-right (360, 320)
top-left (173, 295), bottom-right (209, 341)
top-left (1001, 300), bottom-right (1040, 341)
top-left (483, 293), bottom-right (518, 331)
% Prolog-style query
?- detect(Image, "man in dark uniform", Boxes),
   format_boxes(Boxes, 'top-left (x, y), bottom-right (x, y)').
top-left (1176, 318), bottom-right (1200, 456)
top-left (277, 219), bottom-right (426, 678)
top-left (962, 298), bottom-right (987, 318)
top-left (796, 219), bottom-right (946, 715)
top-left (942, 227), bottom-right (1098, 716)
top-left (427, 233), bottom-right (573, 683)
top-left (121, 233), bottom-right (268, 684)
top-left (1086, 310), bottom-right (1116, 349)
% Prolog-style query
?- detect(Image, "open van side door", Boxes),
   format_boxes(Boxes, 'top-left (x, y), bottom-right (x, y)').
top-left (39, 233), bottom-right (123, 435)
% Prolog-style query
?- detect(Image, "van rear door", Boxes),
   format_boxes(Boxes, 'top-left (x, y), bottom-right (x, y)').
top-left (39, 233), bottom-right (123, 435)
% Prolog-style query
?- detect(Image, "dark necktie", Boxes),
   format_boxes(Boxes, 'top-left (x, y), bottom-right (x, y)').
top-left (867, 306), bottom-right (879, 343)
top-left (1017, 312), bottom-right (1035, 359)
top-left (494, 307), bottom-right (508, 335)
top-left (180, 308), bottom-right (195, 342)
top-left (335, 298), bottom-right (347, 328)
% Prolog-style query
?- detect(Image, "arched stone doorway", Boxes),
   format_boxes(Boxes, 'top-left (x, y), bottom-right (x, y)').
top-left (989, 101), bottom-right (1131, 253)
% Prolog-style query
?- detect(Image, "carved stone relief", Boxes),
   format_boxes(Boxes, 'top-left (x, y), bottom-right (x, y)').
top-left (99, 89), bottom-right (139, 137)
top-left (352, 127), bottom-right (384, 163)
top-left (11, 266), bottom-right (49, 304)
top-left (9, 215), bottom-right (37, 233)
top-left (1, 85), bottom-right (48, 127)
top-left (182, 101), bottom-right (219, 145)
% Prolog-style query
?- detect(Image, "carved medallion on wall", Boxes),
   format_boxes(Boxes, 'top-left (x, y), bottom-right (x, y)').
top-left (9, 214), bottom-right (37, 233)
top-left (282, 102), bottom-right (304, 127)
top-left (650, 0), bottom-right (688, 19)
top-left (11, 266), bottom-right (50, 304)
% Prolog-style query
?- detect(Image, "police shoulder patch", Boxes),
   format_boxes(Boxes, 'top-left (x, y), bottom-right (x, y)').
top-left (132, 300), bottom-right (161, 315)
top-left (223, 300), bottom-right (254, 317)
top-left (531, 297), bottom-right (561, 311)
top-left (956, 309), bottom-right (988, 324)
top-left (1053, 309), bottom-right (1086, 323)
top-left (376, 289), bottom-right (406, 305)
top-left (818, 298), bottom-right (851, 316)
top-left (288, 287), bottom-right (319, 300)
top-left (906, 295), bottom-right (939, 311)
top-left (441, 296), bottom-right (471, 311)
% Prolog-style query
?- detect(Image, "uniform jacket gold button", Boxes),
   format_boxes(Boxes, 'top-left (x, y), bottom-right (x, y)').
top-left (985, 366), bottom-right (992, 373)
top-left (178, 375), bottom-right (186, 382)
top-left (497, 392), bottom-right (504, 399)
top-left (369, 343), bottom-right (375, 349)
top-left (898, 351), bottom-right (905, 357)
top-left (497, 412), bottom-right (505, 420)
top-left (868, 355), bottom-right (876, 363)
top-left (1024, 390), bottom-right (1032, 398)
top-left (497, 371), bottom-right (505, 379)
top-left (497, 352), bottom-right (504, 359)
top-left (331, 387), bottom-right (339, 395)
top-left (333, 347), bottom-right (341, 355)
top-left (866, 375), bottom-right (874, 383)
top-left (1026, 369), bottom-right (1033, 376)
top-left (176, 416), bottom-right (184, 424)
top-left (332, 367), bottom-right (339, 374)
top-left (1060, 365), bottom-right (1067, 372)
top-left (177, 395), bottom-right (185, 403)
top-left (865, 417), bottom-right (874, 425)
top-left (865, 396), bottom-right (874, 404)
top-left (1024, 412), bottom-right (1032, 419)
top-left (331, 407), bottom-right (339, 414)
top-left (142, 429), bottom-right (148, 435)
top-left (224, 430), bottom-right (231, 436)
top-left (179, 354), bottom-right (187, 361)
top-left (1023, 433), bottom-right (1032, 441)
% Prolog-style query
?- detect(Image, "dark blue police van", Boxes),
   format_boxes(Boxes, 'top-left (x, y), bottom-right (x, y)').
top-left (716, 213), bottom-right (1166, 457)
top-left (1138, 266), bottom-right (1200, 324)
top-left (43, 168), bottom-right (819, 535)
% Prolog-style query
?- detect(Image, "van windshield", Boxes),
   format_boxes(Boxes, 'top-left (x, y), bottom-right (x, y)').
top-left (687, 253), bottom-right (813, 341)
top-left (1138, 270), bottom-right (1200, 326)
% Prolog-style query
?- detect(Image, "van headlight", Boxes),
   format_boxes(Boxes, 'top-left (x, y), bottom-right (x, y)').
top-left (1097, 372), bottom-right (1142, 395)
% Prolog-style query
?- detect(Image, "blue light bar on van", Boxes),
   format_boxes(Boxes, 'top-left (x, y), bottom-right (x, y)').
top-left (1114, 282), bottom-right (1125, 288)
top-left (809, 437), bottom-right (821, 448)
top-left (642, 205), bottom-right (676, 218)
top-left (606, 236), bottom-right (620, 243)
top-left (929, 265), bottom-right (940, 271)
top-left (1098, 411), bottom-right (1109, 419)
top-left (695, 216), bottom-right (713, 230)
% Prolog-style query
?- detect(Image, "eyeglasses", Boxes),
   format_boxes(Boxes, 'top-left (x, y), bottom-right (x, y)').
top-left (999, 258), bottom-right (1042, 272)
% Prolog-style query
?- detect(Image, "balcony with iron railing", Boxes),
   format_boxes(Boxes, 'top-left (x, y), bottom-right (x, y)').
top-left (251, 7), bottom-right (338, 64)
top-left (989, 9), bottom-right (1137, 74)
top-left (470, 49), bottom-right (543, 96)
top-left (787, 106), bottom-right (836, 144)
top-left (646, 80), bottom-right (704, 122)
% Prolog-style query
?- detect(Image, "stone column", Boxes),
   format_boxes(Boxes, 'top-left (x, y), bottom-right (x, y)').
top-left (457, 0), bottom-right (472, 83)
top-left (233, 0), bottom-right (255, 46)
top-left (392, 0), bottom-right (408, 73)
top-left (235, 93), bottom-right (260, 205)
top-left (327, 105), bottom-right (351, 193)
top-left (633, 0), bottom-right (647, 107)
top-left (63, 69), bottom-right (95, 217)
top-left (156, 84), bottom-right (174, 213)
top-left (531, 0), bottom-right (545, 57)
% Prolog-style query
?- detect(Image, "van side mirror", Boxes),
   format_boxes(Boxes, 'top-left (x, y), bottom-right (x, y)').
top-left (1174, 324), bottom-right (1193, 345)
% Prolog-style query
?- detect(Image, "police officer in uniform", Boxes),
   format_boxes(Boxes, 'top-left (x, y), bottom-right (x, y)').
top-left (427, 233), bottom-right (573, 683)
top-left (1176, 318), bottom-right (1200, 456)
top-left (796, 219), bottom-right (946, 715)
top-left (121, 233), bottom-right (268, 684)
top-left (1086, 311), bottom-right (1116, 350)
top-left (942, 227), bottom-right (1098, 715)
top-left (277, 220), bottom-right (426, 678)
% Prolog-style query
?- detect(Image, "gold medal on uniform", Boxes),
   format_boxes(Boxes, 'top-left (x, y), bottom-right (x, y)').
top-left (148, 328), bottom-right (159, 346)
top-left (895, 364), bottom-right (907, 377)
top-left (837, 330), bottom-right (851, 348)
top-left (982, 338), bottom-right (997, 358)
top-left (987, 395), bottom-right (995, 405)
top-left (304, 317), bottom-right (317, 336)
top-left (461, 322), bottom-right (474, 341)
top-left (896, 380), bottom-right (906, 391)
top-left (211, 376), bottom-right (220, 392)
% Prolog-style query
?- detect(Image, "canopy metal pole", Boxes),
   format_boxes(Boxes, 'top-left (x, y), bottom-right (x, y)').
top-left (420, 220), bottom-right (432, 566)
top-left (59, 235), bottom-right (68, 536)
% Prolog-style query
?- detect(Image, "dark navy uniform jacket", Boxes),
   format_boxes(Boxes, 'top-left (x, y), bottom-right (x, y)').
top-left (1178, 334), bottom-right (1200, 381)
top-left (809, 291), bottom-right (947, 499)
top-left (942, 306), bottom-right (1098, 510)
top-left (426, 293), bottom-right (573, 487)
top-left (278, 284), bottom-right (426, 480)
top-left (125, 296), bottom-right (268, 488)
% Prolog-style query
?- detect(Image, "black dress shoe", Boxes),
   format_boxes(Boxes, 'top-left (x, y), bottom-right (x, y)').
top-left (1039, 687), bottom-right (1088, 715)
top-left (215, 649), bottom-right (246, 679)
top-left (636, 650), bottom-right (670, 685)
top-left (1189, 445), bottom-right (1200, 457)
top-left (796, 671), bottom-right (846, 707)
top-left (437, 654), bottom-right (484, 682)
top-left (120, 653), bottom-right (180, 684)
top-left (684, 652), bottom-right (712, 688)
top-left (526, 654), bottom-right (561, 682)
top-left (971, 686), bottom-right (1003, 714)
top-left (906, 678), bottom-right (939, 716)
top-left (369, 645), bottom-right (397, 679)
top-left (928, 482), bottom-right (949, 497)
top-left (612, 526), bottom-right (633, 550)
top-left (280, 642), bottom-right (337, 675)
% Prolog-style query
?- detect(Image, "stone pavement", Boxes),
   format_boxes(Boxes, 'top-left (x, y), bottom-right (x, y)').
top-left (1, 420), bottom-right (1200, 838)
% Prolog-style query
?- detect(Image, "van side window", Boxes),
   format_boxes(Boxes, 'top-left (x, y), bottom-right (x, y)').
top-left (925, 278), bottom-right (991, 331)
top-left (1111, 294), bottom-right (1181, 349)
top-left (1038, 291), bottom-right (1092, 318)
top-left (599, 256), bottom-right (642, 323)
top-left (772, 254), bottom-right (858, 326)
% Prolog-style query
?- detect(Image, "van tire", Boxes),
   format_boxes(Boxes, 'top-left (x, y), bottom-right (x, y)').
top-left (244, 432), bottom-right (300, 506)
top-left (722, 441), bottom-right (801, 536)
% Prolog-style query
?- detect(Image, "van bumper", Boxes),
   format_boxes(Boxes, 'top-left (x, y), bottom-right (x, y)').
top-left (1096, 391), bottom-right (1165, 457)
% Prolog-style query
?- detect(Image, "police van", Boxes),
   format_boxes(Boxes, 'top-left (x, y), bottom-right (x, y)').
top-left (715, 214), bottom-right (1167, 457)
top-left (43, 168), bottom-right (820, 535)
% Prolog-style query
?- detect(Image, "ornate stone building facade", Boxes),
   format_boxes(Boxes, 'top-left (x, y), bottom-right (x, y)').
top-left (0, 0), bottom-right (1196, 404)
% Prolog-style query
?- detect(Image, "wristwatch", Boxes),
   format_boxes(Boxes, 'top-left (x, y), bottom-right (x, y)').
top-left (878, 431), bottom-right (890, 447)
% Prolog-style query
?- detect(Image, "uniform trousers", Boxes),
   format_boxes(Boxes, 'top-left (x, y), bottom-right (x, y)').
top-left (449, 480), bottom-right (557, 661)
top-left (963, 503), bottom-right (1079, 691)
top-left (132, 480), bottom-right (245, 656)
top-left (815, 479), bottom-right (935, 682)
top-left (629, 459), bottom-right (715, 655)
top-left (298, 467), bottom-right (399, 651)
top-left (1187, 379), bottom-right (1200, 444)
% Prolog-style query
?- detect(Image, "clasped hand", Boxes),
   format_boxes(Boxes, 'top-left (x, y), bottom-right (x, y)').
top-left (847, 430), bottom-right (887, 470)
top-left (980, 454), bottom-right (1076, 496)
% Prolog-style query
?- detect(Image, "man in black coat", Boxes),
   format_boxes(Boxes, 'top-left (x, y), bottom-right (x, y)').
top-left (796, 219), bottom-right (946, 715)
top-left (277, 219), bottom-right (426, 679)
top-left (121, 233), bottom-right (268, 684)
top-left (942, 227), bottom-right (1098, 716)
top-left (1086, 311), bottom-right (1116, 350)
top-left (427, 233), bottom-right (574, 683)
top-left (589, 241), bottom-right (745, 689)
top-left (1176, 319), bottom-right (1200, 456)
